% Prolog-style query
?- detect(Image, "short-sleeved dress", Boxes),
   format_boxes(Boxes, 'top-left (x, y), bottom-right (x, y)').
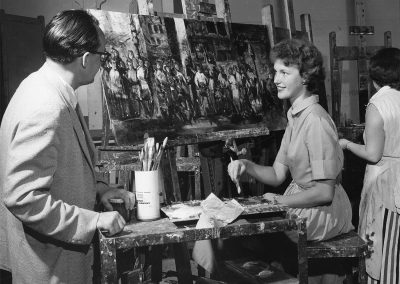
top-left (276, 95), bottom-right (354, 241)
top-left (359, 86), bottom-right (400, 282)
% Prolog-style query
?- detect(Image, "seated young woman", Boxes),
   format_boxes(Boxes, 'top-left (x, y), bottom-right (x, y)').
top-left (227, 38), bottom-right (354, 283)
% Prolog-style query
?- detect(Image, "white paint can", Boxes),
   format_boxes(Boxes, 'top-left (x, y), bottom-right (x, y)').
top-left (135, 169), bottom-right (161, 221)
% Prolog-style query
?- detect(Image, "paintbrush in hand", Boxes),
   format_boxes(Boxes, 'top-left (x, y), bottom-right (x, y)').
top-left (230, 157), bottom-right (242, 194)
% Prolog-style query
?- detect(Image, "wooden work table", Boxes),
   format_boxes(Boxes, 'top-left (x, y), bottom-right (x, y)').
top-left (98, 201), bottom-right (308, 284)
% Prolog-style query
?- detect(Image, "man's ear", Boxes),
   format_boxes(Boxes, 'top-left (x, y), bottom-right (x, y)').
top-left (81, 52), bottom-right (90, 68)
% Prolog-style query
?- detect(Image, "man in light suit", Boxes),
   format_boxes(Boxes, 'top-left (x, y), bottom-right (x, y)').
top-left (0, 10), bottom-right (135, 283)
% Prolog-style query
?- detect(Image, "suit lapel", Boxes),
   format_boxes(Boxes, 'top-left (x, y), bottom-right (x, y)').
top-left (69, 104), bottom-right (95, 171)
top-left (75, 103), bottom-right (97, 166)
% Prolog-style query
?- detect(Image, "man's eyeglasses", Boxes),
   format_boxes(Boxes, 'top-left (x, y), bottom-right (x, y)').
top-left (90, 51), bottom-right (111, 63)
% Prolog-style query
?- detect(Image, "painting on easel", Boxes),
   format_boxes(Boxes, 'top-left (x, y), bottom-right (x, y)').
top-left (231, 23), bottom-right (286, 130)
top-left (89, 10), bottom-right (286, 145)
top-left (89, 10), bottom-right (143, 121)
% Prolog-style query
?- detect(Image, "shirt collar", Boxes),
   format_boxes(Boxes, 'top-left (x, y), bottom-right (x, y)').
top-left (42, 62), bottom-right (78, 108)
top-left (290, 95), bottom-right (319, 116)
top-left (55, 73), bottom-right (78, 108)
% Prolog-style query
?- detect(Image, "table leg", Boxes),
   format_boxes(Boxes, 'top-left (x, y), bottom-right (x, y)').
top-left (173, 243), bottom-right (193, 284)
top-left (150, 245), bottom-right (163, 283)
top-left (358, 255), bottom-right (367, 284)
top-left (297, 218), bottom-right (308, 284)
top-left (99, 237), bottom-right (118, 283)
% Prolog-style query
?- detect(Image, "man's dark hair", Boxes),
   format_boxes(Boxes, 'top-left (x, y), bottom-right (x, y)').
top-left (43, 10), bottom-right (100, 64)
top-left (369, 47), bottom-right (400, 91)
top-left (270, 38), bottom-right (325, 94)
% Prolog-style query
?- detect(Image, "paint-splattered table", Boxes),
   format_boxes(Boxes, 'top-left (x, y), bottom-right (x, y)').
top-left (98, 203), bottom-right (308, 284)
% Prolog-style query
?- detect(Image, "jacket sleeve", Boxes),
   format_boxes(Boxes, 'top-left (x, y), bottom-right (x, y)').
top-left (3, 106), bottom-right (100, 245)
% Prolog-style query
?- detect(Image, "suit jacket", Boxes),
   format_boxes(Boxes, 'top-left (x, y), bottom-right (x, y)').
top-left (0, 62), bottom-right (101, 283)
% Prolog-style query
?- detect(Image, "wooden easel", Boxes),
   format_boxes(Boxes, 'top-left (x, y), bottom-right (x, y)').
top-left (330, 0), bottom-right (391, 126)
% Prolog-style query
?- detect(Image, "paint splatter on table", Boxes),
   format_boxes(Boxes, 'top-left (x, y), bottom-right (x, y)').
top-left (161, 196), bottom-right (288, 222)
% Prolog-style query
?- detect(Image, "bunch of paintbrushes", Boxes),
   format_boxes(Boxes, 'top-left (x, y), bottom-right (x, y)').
top-left (139, 135), bottom-right (168, 171)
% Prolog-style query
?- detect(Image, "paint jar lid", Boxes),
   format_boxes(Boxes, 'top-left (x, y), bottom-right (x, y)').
top-left (109, 198), bottom-right (124, 204)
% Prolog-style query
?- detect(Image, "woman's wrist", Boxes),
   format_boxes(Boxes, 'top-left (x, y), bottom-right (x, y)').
top-left (273, 194), bottom-right (281, 205)
top-left (345, 141), bottom-right (352, 150)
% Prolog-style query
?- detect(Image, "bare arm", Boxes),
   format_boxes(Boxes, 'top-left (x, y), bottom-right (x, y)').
top-left (339, 104), bottom-right (384, 163)
top-left (228, 159), bottom-right (335, 208)
top-left (270, 179), bottom-right (335, 208)
top-left (227, 159), bottom-right (289, 187)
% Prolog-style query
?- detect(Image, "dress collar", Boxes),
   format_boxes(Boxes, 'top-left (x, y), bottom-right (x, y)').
top-left (290, 95), bottom-right (319, 116)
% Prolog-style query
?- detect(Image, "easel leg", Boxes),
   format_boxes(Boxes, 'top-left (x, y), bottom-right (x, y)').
top-left (200, 154), bottom-right (213, 197)
top-left (194, 168), bottom-right (201, 199)
top-left (173, 243), bottom-right (193, 284)
top-left (161, 148), bottom-right (182, 203)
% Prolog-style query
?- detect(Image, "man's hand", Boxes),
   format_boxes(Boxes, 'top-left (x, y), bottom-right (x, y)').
top-left (99, 186), bottom-right (135, 211)
top-left (96, 211), bottom-right (125, 236)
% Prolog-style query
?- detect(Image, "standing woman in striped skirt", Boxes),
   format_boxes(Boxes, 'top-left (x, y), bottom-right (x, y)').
top-left (340, 47), bottom-right (400, 284)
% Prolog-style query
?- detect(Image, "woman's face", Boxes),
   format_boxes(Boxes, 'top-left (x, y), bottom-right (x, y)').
top-left (273, 59), bottom-right (305, 102)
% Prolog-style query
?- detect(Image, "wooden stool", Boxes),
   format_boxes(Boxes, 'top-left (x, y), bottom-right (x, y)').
top-left (306, 231), bottom-right (368, 284)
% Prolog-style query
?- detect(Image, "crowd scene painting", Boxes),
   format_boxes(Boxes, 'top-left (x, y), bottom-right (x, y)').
top-left (90, 10), bottom-right (286, 145)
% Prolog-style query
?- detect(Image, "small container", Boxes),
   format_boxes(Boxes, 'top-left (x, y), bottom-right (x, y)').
top-left (109, 198), bottom-right (131, 222)
top-left (135, 169), bottom-right (161, 221)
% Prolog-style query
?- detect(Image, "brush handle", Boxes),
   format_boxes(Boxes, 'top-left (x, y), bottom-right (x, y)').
top-left (153, 147), bottom-right (163, 170)
top-left (230, 157), bottom-right (241, 194)
top-left (143, 144), bottom-right (149, 171)
top-left (153, 137), bottom-right (168, 170)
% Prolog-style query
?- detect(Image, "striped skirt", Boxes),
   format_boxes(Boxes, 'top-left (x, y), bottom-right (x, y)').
top-left (368, 208), bottom-right (400, 284)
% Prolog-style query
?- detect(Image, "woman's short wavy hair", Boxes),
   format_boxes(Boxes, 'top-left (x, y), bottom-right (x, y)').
top-left (43, 10), bottom-right (100, 64)
top-left (270, 38), bottom-right (325, 94)
top-left (369, 47), bottom-right (400, 91)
